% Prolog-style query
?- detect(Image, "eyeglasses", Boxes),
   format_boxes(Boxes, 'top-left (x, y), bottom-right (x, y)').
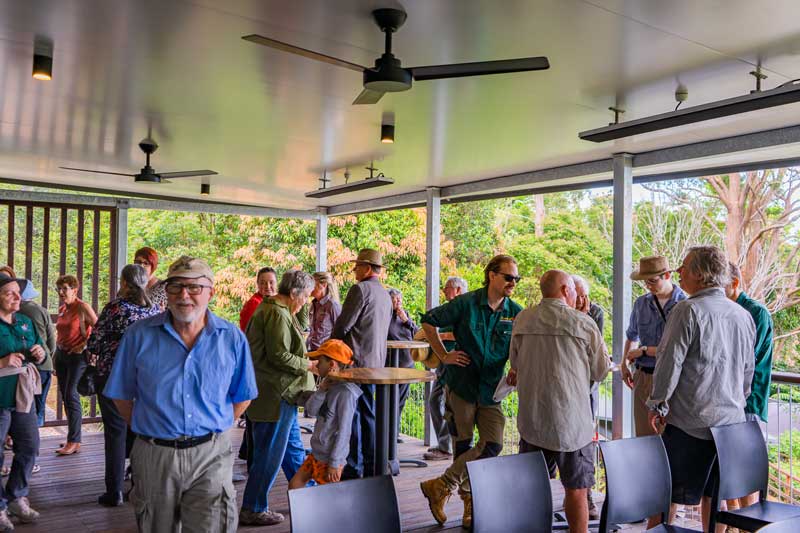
top-left (165, 282), bottom-right (212, 295)
top-left (644, 275), bottom-right (664, 285)
top-left (55, 286), bottom-right (75, 293)
top-left (134, 259), bottom-right (151, 267)
top-left (495, 272), bottom-right (522, 283)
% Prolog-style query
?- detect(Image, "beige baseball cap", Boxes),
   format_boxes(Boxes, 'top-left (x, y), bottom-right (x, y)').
top-left (165, 256), bottom-right (214, 283)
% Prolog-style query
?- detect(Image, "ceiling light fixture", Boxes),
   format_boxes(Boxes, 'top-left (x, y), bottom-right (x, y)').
top-left (200, 183), bottom-right (210, 195)
top-left (381, 123), bottom-right (395, 144)
top-left (305, 163), bottom-right (394, 198)
top-left (32, 37), bottom-right (53, 81)
top-left (579, 81), bottom-right (800, 143)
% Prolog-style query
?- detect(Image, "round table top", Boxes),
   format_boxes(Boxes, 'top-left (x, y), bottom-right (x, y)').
top-left (386, 340), bottom-right (430, 349)
top-left (327, 367), bottom-right (435, 385)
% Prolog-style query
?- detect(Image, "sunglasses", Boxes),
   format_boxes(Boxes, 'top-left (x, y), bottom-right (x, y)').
top-left (496, 272), bottom-right (521, 283)
top-left (165, 282), bottom-right (212, 295)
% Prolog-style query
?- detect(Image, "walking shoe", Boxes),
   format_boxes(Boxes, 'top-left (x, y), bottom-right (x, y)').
top-left (587, 490), bottom-right (599, 520)
top-left (31, 464), bottom-right (40, 474)
top-left (8, 497), bottom-right (39, 523)
top-left (239, 508), bottom-right (284, 526)
top-left (0, 509), bottom-right (13, 531)
top-left (423, 449), bottom-right (453, 461)
top-left (55, 442), bottom-right (80, 456)
top-left (460, 491), bottom-right (473, 529)
top-left (98, 492), bottom-right (124, 507)
top-left (420, 477), bottom-right (452, 525)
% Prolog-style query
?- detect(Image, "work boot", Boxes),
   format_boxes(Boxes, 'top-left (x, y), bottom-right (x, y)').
top-left (420, 477), bottom-right (452, 525)
top-left (423, 449), bottom-right (453, 461)
top-left (587, 490), bottom-right (599, 520)
top-left (460, 491), bottom-right (473, 529)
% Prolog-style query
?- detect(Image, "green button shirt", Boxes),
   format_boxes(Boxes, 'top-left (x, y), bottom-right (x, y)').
top-left (245, 298), bottom-right (315, 422)
top-left (737, 292), bottom-right (774, 422)
top-left (0, 313), bottom-right (44, 409)
top-left (422, 287), bottom-right (522, 405)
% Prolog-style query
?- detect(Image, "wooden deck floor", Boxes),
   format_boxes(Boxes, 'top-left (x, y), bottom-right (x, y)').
top-left (5, 427), bottom-right (670, 532)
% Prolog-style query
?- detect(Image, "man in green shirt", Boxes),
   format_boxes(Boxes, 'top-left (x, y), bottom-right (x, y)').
top-left (725, 262), bottom-right (773, 424)
top-left (420, 255), bottom-right (523, 528)
top-left (0, 273), bottom-right (46, 527)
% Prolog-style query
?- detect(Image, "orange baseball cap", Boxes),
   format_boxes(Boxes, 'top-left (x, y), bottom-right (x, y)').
top-left (306, 339), bottom-right (353, 366)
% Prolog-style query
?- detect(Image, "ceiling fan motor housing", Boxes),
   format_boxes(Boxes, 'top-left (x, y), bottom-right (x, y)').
top-left (135, 165), bottom-right (162, 183)
top-left (364, 54), bottom-right (412, 92)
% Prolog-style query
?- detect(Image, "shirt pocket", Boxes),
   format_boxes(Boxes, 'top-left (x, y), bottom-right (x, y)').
top-left (490, 320), bottom-right (514, 359)
top-left (200, 348), bottom-right (235, 400)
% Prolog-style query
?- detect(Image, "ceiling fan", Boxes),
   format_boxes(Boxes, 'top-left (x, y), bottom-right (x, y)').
top-left (60, 138), bottom-right (218, 184)
top-left (243, 7), bottom-right (550, 105)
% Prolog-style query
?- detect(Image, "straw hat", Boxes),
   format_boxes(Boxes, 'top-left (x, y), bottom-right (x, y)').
top-left (630, 256), bottom-right (671, 281)
top-left (350, 248), bottom-right (384, 268)
top-left (411, 329), bottom-right (440, 369)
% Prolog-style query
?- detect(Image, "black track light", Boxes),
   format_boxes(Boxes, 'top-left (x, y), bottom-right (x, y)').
top-left (200, 183), bottom-right (210, 195)
top-left (381, 123), bottom-right (395, 144)
top-left (32, 37), bottom-right (53, 81)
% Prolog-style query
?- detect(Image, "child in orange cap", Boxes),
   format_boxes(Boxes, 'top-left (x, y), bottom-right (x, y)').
top-left (289, 339), bottom-right (362, 488)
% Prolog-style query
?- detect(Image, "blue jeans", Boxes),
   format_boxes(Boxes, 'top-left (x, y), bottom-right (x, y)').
top-left (34, 370), bottom-right (51, 427)
top-left (242, 401), bottom-right (306, 512)
top-left (0, 407), bottom-right (39, 510)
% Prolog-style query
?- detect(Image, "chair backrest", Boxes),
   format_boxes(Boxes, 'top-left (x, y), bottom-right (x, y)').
top-left (598, 436), bottom-right (672, 532)
top-left (755, 516), bottom-right (800, 532)
top-left (466, 451), bottom-right (553, 533)
top-left (710, 421), bottom-right (768, 500)
top-left (288, 475), bottom-right (401, 533)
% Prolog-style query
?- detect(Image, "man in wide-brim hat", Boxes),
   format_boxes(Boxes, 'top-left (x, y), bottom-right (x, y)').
top-left (331, 248), bottom-right (392, 479)
top-left (622, 255), bottom-right (686, 437)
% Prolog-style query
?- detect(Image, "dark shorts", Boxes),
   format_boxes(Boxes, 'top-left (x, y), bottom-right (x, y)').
top-left (519, 439), bottom-right (595, 490)
top-left (662, 424), bottom-right (718, 505)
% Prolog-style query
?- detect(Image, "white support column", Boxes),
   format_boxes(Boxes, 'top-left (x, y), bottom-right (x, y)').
top-left (315, 208), bottom-right (328, 272)
top-left (423, 187), bottom-right (441, 446)
top-left (611, 153), bottom-right (634, 440)
top-left (112, 200), bottom-right (129, 298)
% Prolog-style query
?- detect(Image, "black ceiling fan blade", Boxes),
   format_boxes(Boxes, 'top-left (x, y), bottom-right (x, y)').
top-left (59, 167), bottom-right (136, 177)
top-left (352, 88), bottom-right (385, 105)
top-left (158, 170), bottom-right (218, 179)
top-left (410, 56), bottom-right (550, 81)
top-left (242, 34), bottom-right (366, 73)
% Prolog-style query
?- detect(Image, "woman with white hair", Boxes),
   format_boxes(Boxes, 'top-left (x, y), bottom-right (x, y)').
top-left (240, 270), bottom-right (316, 526)
top-left (87, 264), bottom-right (161, 507)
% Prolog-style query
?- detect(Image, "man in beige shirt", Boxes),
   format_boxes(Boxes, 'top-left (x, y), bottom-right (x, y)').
top-left (508, 270), bottom-right (611, 533)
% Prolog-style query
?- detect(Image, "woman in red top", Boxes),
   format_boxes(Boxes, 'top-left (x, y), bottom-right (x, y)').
top-left (239, 267), bottom-right (277, 331)
top-left (54, 275), bottom-right (97, 456)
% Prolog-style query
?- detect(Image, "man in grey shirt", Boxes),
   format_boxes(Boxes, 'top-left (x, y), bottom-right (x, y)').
top-left (331, 248), bottom-right (392, 479)
top-left (647, 245), bottom-right (755, 531)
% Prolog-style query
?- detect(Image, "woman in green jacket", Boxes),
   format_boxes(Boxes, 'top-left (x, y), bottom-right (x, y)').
top-left (240, 270), bottom-right (316, 527)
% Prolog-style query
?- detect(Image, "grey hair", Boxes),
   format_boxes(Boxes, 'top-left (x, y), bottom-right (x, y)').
top-left (445, 276), bottom-right (468, 293)
top-left (686, 246), bottom-right (730, 288)
top-left (278, 270), bottom-right (315, 298)
top-left (571, 274), bottom-right (590, 294)
top-left (387, 288), bottom-right (402, 298)
top-left (121, 264), bottom-right (152, 307)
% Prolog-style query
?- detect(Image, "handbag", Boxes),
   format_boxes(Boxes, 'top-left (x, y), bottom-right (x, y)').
top-left (77, 363), bottom-right (98, 397)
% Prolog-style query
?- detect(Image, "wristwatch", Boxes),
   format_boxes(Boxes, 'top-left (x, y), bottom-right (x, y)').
top-left (640, 346), bottom-right (647, 357)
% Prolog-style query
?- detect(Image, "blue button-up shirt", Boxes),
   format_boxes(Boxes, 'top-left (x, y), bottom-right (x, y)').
top-left (626, 284), bottom-right (687, 369)
top-left (103, 310), bottom-right (258, 439)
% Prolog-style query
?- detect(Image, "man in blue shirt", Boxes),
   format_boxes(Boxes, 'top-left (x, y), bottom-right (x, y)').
top-left (105, 256), bottom-right (258, 533)
top-left (622, 256), bottom-right (686, 436)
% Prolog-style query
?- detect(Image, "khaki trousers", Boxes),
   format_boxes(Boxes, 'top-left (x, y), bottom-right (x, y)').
top-left (130, 431), bottom-right (237, 533)
top-left (440, 388), bottom-right (505, 494)
top-left (633, 370), bottom-right (661, 436)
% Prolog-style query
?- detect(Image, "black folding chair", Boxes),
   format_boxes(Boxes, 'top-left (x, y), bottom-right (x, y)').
top-left (756, 516), bottom-right (800, 532)
top-left (599, 435), bottom-right (701, 533)
top-left (288, 475), bottom-right (401, 533)
top-left (466, 451), bottom-right (553, 533)
top-left (710, 421), bottom-right (800, 532)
